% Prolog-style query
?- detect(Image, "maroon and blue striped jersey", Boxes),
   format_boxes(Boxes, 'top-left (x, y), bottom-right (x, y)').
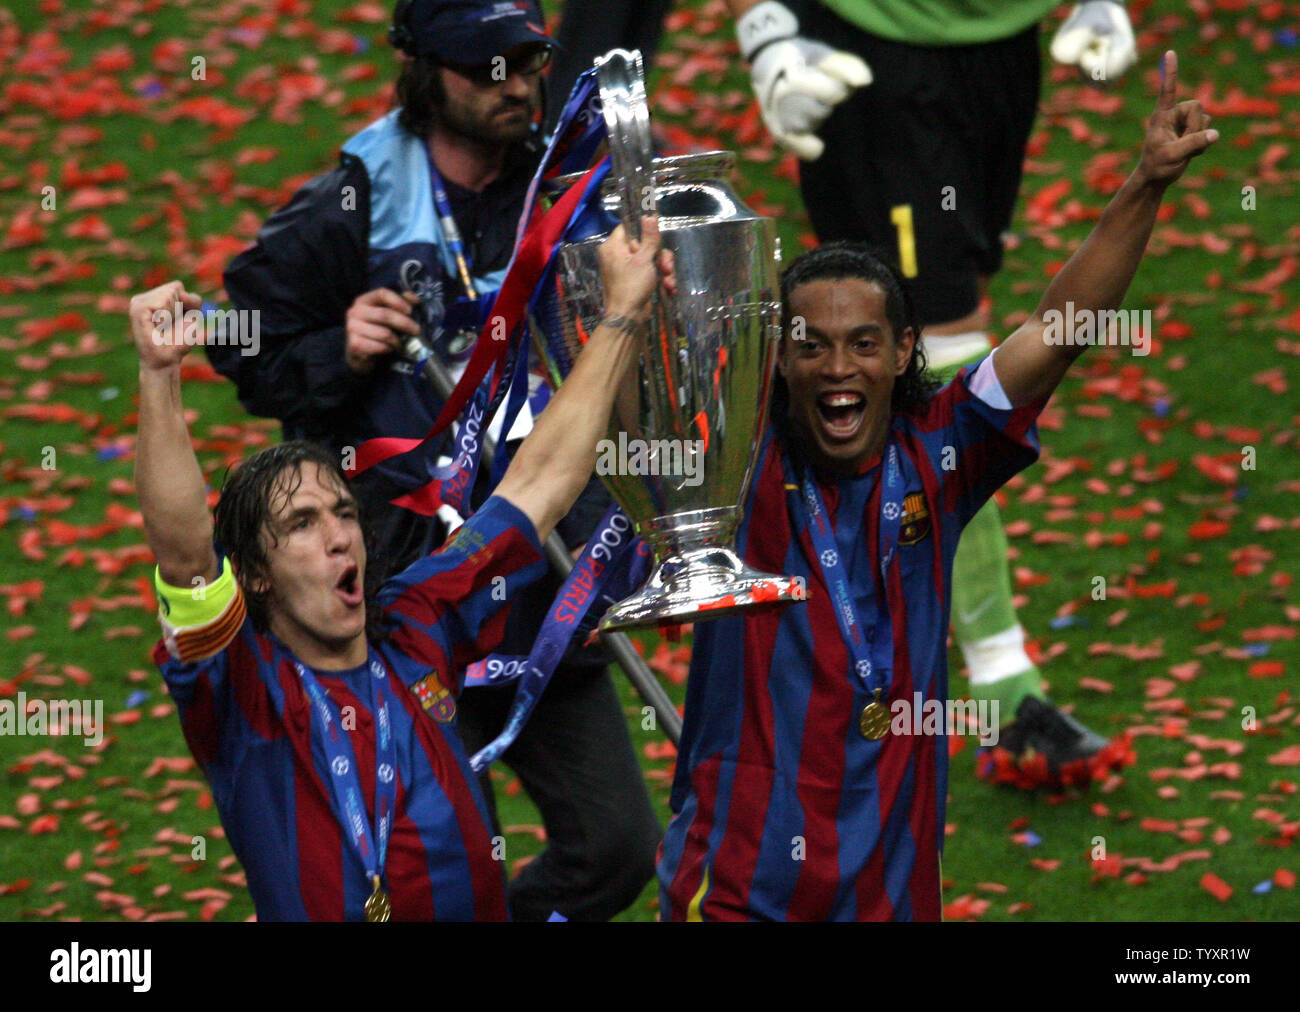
top-left (153, 496), bottom-right (545, 921)
top-left (658, 355), bottom-right (1045, 921)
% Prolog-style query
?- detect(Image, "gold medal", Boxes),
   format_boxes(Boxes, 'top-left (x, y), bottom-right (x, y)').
top-left (859, 687), bottom-right (891, 741)
top-left (364, 874), bottom-right (391, 923)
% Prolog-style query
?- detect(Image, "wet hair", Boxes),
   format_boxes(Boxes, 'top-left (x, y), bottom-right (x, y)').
top-left (395, 54), bottom-right (449, 139)
top-left (776, 240), bottom-right (939, 420)
top-left (213, 441), bottom-right (390, 643)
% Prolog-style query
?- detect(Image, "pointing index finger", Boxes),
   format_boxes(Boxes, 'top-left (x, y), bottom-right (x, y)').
top-left (1158, 50), bottom-right (1178, 111)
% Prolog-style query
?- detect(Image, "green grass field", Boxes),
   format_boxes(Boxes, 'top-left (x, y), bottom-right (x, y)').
top-left (0, 0), bottom-right (1297, 922)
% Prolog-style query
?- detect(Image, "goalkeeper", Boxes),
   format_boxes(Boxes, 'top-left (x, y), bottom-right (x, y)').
top-left (726, 0), bottom-right (1140, 778)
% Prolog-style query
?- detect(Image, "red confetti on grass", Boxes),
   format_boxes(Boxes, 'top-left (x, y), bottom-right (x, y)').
top-left (942, 894), bottom-right (991, 920)
top-left (1200, 873), bottom-right (1233, 902)
top-left (1249, 661), bottom-right (1285, 678)
top-left (1187, 519), bottom-right (1232, 540)
top-left (643, 741), bottom-right (677, 761)
top-left (1267, 746), bottom-right (1300, 767)
top-left (27, 815), bottom-right (59, 834)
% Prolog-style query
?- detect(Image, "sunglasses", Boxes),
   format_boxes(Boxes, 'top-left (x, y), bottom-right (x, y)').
top-left (445, 46), bottom-right (552, 86)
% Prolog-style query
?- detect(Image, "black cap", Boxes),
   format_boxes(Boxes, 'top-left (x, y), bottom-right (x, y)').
top-left (391, 0), bottom-right (551, 64)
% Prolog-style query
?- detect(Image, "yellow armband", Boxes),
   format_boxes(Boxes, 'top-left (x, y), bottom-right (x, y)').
top-left (155, 557), bottom-right (245, 662)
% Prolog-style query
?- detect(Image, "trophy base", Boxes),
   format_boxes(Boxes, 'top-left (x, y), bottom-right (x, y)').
top-left (597, 509), bottom-right (805, 633)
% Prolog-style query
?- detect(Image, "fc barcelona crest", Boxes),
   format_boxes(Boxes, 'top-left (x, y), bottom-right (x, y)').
top-left (412, 673), bottom-right (456, 723)
top-left (899, 492), bottom-right (931, 546)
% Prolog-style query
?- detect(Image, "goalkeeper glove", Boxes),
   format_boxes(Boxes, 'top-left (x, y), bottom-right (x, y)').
top-left (1050, 1), bottom-right (1138, 82)
top-left (737, 1), bottom-right (871, 161)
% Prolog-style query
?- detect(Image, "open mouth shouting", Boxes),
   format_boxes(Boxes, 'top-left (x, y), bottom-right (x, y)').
top-left (816, 390), bottom-right (867, 442)
top-left (335, 562), bottom-right (363, 610)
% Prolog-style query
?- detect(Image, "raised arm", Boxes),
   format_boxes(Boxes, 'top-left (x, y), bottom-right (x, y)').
top-left (131, 282), bottom-right (220, 589)
top-left (993, 51), bottom-right (1218, 406)
top-left (494, 216), bottom-right (676, 542)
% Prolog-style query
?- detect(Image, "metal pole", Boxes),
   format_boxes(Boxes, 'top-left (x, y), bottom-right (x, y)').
top-left (416, 351), bottom-right (682, 746)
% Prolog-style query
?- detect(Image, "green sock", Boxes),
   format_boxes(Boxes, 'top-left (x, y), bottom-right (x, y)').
top-left (970, 668), bottom-right (1044, 727)
top-left (951, 501), bottom-right (1045, 725)
top-left (951, 499), bottom-right (1019, 642)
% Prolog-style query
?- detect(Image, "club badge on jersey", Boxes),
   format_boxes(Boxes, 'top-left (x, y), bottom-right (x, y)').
top-left (898, 491), bottom-right (931, 546)
top-left (412, 671), bottom-right (456, 723)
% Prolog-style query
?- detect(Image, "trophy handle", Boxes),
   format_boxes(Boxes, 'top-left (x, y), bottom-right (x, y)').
top-left (594, 48), bottom-right (656, 242)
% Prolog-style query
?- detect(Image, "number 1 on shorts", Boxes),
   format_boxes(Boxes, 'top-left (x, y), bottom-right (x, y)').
top-left (890, 204), bottom-right (918, 278)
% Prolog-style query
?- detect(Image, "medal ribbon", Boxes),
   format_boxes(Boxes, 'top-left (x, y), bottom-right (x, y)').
top-left (294, 648), bottom-right (398, 908)
top-left (468, 502), bottom-right (650, 772)
top-left (781, 441), bottom-right (905, 701)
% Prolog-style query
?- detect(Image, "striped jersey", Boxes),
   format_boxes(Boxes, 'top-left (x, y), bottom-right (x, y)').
top-left (658, 354), bottom-right (1044, 920)
top-left (153, 496), bottom-right (545, 921)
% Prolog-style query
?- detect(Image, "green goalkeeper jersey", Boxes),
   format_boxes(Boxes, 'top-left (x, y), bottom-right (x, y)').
top-left (818, 0), bottom-right (1064, 46)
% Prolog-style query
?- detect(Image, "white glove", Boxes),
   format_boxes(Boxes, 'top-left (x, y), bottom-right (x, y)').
top-left (738, 1), bottom-right (872, 161)
top-left (1050, 1), bottom-right (1137, 82)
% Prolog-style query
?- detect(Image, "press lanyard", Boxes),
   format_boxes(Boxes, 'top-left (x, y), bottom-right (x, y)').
top-left (425, 146), bottom-right (479, 302)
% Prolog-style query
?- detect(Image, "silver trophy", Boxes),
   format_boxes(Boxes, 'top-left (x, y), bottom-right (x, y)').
top-left (531, 49), bottom-right (802, 632)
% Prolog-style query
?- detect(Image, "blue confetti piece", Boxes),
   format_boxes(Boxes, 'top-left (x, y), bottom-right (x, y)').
top-left (16, 506), bottom-right (36, 521)
top-left (1019, 831), bottom-right (1042, 848)
top-left (125, 690), bottom-right (149, 709)
top-left (97, 446), bottom-right (127, 461)
top-left (1277, 29), bottom-right (1297, 48)
top-left (546, 910), bottom-right (568, 922)
top-left (1232, 486), bottom-right (1249, 501)
top-left (138, 80), bottom-right (165, 98)
top-left (1050, 614), bottom-right (1089, 630)
top-left (354, 35), bottom-right (370, 54)
top-left (1243, 643), bottom-right (1271, 657)
top-left (1253, 880), bottom-right (1272, 895)
top-left (1152, 398), bottom-right (1170, 418)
